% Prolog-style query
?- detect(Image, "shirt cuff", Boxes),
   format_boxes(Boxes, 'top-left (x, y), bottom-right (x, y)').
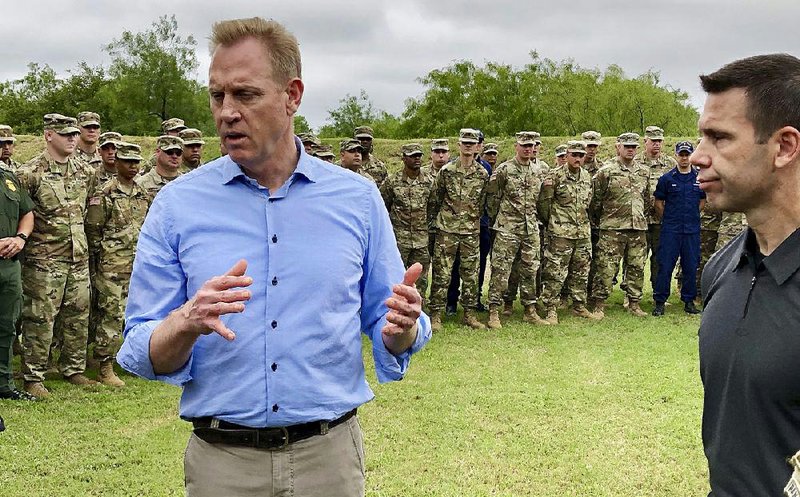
top-left (116, 320), bottom-right (194, 387)
top-left (654, 191), bottom-right (667, 200)
top-left (372, 312), bottom-right (431, 384)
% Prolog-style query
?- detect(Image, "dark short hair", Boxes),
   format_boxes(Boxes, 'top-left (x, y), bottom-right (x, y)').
top-left (700, 53), bottom-right (800, 143)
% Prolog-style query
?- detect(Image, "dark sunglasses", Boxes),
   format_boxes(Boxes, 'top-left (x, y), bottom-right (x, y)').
top-left (164, 149), bottom-right (183, 157)
top-left (570, 153), bottom-right (586, 158)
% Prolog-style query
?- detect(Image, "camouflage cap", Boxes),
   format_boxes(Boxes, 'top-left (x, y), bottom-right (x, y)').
top-left (401, 143), bottom-right (424, 156)
top-left (617, 132), bottom-right (640, 146)
top-left (459, 128), bottom-right (480, 144)
top-left (0, 125), bottom-right (16, 143)
top-left (532, 131), bottom-right (542, 145)
top-left (161, 118), bottom-right (186, 133)
top-left (179, 128), bottom-right (205, 145)
top-left (555, 144), bottom-right (568, 156)
top-left (156, 135), bottom-right (185, 151)
top-left (313, 144), bottom-right (336, 159)
top-left (43, 113), bottom-right (80, 135)
top-left (340, 138), bottom-right (363, 152)
top-left (581, 130), bottom-right (602, 146)
top-left (99, 131), bottom-right (123, 148)
top-left (515, 131), bottom-right (537, 145)
top-left (430, 138), bottom-right (450, 151)
top-left (354, 126), bottom-right (374, 139)
top-left (567, 140), bottom-right (587, 154)
top-left (77, 111), bottom-right (101, 127)
top-left (483, 142), bottom-right (499, 154)
top-left (298, 132), bottom-right (321, 146)
top-left (115, 142), bottom-right (143, 161)
top-left (645, 125), bottom-right (665, 141)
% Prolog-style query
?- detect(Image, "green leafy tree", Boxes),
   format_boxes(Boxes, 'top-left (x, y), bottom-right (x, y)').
top-left (319, 89), bottom-right (378, 138)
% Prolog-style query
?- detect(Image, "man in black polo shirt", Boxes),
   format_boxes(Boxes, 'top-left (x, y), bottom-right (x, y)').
top-left (694, 53), bottom-right (800, 496)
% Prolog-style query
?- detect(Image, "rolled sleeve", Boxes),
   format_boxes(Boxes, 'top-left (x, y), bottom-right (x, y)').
top-left (116, 319), bottom-right (194, 386)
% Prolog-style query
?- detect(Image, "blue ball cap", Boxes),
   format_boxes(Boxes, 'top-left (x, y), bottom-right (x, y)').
top-left (476, 129), bottom-right (485, 143)
top-left (675, 141), bottom-right (694, 154)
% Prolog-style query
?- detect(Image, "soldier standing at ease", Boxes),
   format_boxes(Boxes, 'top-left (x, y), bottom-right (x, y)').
top-left (554, 144), bottom-right (568, 167)
top-left (380, 143), bottom-right (434, 302)
top-left (481, 142), bottom-right (499, 169)
top-left (0, 126), bottom-right (21, 172)
top-left (588, 132), bottom-right (650, 318)
top-left (135, 135), bottom-right (184, 199)
top-left (338, 139), bottom-right (376, 182)
top-left (0, 164), bottom-right (35, 400)
top-left (17, 114), bottom-right (99, 398)
top-left (178, 128), bottom-right (205, 174)
top-left (581, 130), bottom-right (605, 299)
top-left (427, 129), bottom-right (489, 331)
top-left (74, 112), bottom-right (102, 167)
top-left (696, 203), bottom-right (722, 301)
top-left (486, 131), bottom-right (550, 328)
top-left (85, 143), bottom-right (150, 387)
top-left (423, 138), bottom-right (450, 263)
top-left (538, 141), bottom-right (599, 324)
top-left (354, 126), bottom-right (388, 187)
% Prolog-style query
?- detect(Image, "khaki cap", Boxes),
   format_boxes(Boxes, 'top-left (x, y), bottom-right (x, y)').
top-left (179, 128), bottom-right (205, 145)
top-left (340, 139), bottom-right (363, 152)
top-left (459, 128), bottom-right (480, 144)
top-left (555, 144), bottom-right (568, 156)
top-left (430, 138), bottom-right (449, 151)
top-left (354, 126), bottom-right (374, 138)
top-left (99, 131), bottom-right (123, 147)
top-left (401, 143), bottom-right (424, 156)
top-left (313, 144), bottom-right (336, 159)
top-left (581, 131), bottom-right (602, 146)
top-left (43, 114), bottom-right (80, 135)
top-left (77, 111), bottom-right (101, 127)
top-left (0, 125), bottom-right (16, 143)
top-left (298, 133), bottom-right (321, 146)
top-left (617, 132), bottom-right (640, 146)
top-left (115, 142), bottom-right (143, 161)
top-left (645, 126), bottom-right (665, 140)
top-left (161, 118), bottom-right (186, 133)
top-left (567, 140), bottom-right (587, 154)
top-left (157, 135), bottom-right (184, 151)
top-left (515, 131), bottom-right (537, 145)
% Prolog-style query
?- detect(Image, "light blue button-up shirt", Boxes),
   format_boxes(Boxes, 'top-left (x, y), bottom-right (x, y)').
top-left (117, 140), bottom-right (431, 428)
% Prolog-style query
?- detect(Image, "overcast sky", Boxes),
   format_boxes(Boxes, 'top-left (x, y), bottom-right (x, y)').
top-left (1, 0), bottom-right (797, 130)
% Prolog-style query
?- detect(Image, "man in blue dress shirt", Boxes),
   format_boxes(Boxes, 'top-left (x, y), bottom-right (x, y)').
top-left (652, 141), bottom-right (706, 316)
top-left (117, 17), bottom-right (430, 497)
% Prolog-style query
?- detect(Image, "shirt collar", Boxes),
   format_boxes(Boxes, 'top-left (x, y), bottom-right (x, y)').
top-left (735, 226), bottom-right (800, 285)
top-left (219, 137), bottom-right (319, 186)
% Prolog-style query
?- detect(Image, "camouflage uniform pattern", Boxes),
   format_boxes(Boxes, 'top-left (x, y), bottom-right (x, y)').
top-left (427, 159), bottom-right (488, 311)
top-left (362, 154), bottom-right (388, 187)
top-left (74, 147), bottom-right (101, 168)
top-left (380, 169), bottom-right (434, 297)
top-left (715, 211), bottom-right (746, 251)
top-left (135, 168), bottom-right (178, 199)
top-left (538, 165), bottom-right (593, 306)
top-left (86, 178), bottom-right (150, 361)
top-left (694, 206), bottom-right (722, 295)
top-left (589, 156), bottom-right (650, 302)
top-left (16, 151), bottom-right (96, 382)
top-left (486, 157), bottom-right (545, 307)
top-left (1, 158), bottom-right (21, 173)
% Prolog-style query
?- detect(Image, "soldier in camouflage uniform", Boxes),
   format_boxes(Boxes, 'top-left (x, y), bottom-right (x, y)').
top-left (380, 143), bottom-right (434, 301)
top-left (338, 139), bottom-right (377, 182)
top-left (16, 114), bottom-right (99, 398)
top-left (354, 126), bottom-right (388, 187)
top-left (178, 128), bottom-right (205, 174)
top-left (636, 126), bottom-right (679, 291)
top-left (715, 211), bottom-right (746, 250)
top-left (538, 141), bottom-right (599, 324)
top-left (86, 143), bottom-right (150, 387)
top-left (0, 125), bottom-right (21, 172)
top-left (135, 135), bottom-right (184, 199)
top-left (298, 133), bottom-right (321, 155)
top-left (312, 144), bottom-right (336, 163)
top-left (427, 129), bottom-right (489, 330)
top-left (696, 203), bottom-right (722, 297)
top-left (423, 139), bottom-right (451, 262)
top-left (485, 131), bottom-right (550, 328)
top-left (74, 111), bottom-right (102, 168)
top-left (554, 144), bottom-right (568, 168)
top-left (588, 132), bottom-right (651, 318)
top-left (141, 118), bottom-right (187, 175)
top-left (579, 131), bottom-right (605, 302)
top-left (481, 142), bottom-right (499, 169)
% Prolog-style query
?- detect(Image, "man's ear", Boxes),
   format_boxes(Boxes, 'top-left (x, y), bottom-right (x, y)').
top-left (773, 126), bottom-right (800, 170)
top-left (285, 78), bottom-right (304, 115)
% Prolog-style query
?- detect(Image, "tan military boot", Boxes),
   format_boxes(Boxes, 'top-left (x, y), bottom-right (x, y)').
top-left (558, 296), bottom-right (569, 309)
top-left (502, 301), bottom-right (514, 316)
top-left (590, 299), bottom-right (606, 319)
top-left (627, 301), bottom-right (648, 317)
top-left (430, 312), bottom-right (442, 332)
top-left (24, 381), bottom-right (50, 399)
top-left (65, 373), bottom-right (99, 387)
top-left (98, 361), bottom-right (125, 387)
top-left (463, 310), bottom-right (486, 329)
top-left (622, 294), bottom-right (630, 309)
top-left (523, 305), bottom-right (549, 325)
top-left (544, 307), bottom-right (559, 325)
top-left (487, 308), bottom-right (502, 329)
top-left (572, 305), bottom-right (601, 320)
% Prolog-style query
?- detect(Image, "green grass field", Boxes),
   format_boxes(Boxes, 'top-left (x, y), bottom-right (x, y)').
top-left (0, 291), bottom-right (708, 497)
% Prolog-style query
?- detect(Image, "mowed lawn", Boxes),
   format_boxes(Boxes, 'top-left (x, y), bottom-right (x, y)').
top-left (0, 290), bottom-right (708, 497)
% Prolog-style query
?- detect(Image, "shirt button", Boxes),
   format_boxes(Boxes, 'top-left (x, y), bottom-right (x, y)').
top-left (272, 234), bottom-right (278, 243)
top-left (272, 404), bottom-right (279, 412)
top-left (271, 320), bottom-right (278, 329)
top-left (271, 363), bottom-right (277, 372)
top-left (272, 277), bottom-right (278, 286)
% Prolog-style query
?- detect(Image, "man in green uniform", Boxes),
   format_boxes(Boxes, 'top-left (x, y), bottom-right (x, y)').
top-left (354, 126), bottom-right (388, 187)
top-left (486, 131), bottom-right (550, 328)
top-left (588, 132), bottom-right (651, 318)
top-left (380, 143), bottom-right (434, 302)
top-left (178, 128), bottom-right (206, 174)
top-left (421, 138), bottom-right (450, 177)
top-left (427, 129), bottom-right (489, 330)
top-left (554, 144), bottom-right (568, 168)
top-left (298, 133), bottom-right (321, 155)
top-left (0, 167), bottom-right (35, 400)
top-left (86, 143), bottom-right (150, 387)
top-left (338, 139), bottom-right (377, 182)
top-left (0, 126), bottom-right (21, 172)
top-left (135, 135), bottom-right (184, 199)
top-left (481, 142), bottom-right (499, 169)
top-left (16, 114), bottom-right (99, 398)
top-left (581, 130), bottom-right (605, 300)
top-left (140, 118), bottom-right (187, 175)
top-left (538, 141), bottom-right (599, 324)
top-left (74, 111), bottom-right (102, 167)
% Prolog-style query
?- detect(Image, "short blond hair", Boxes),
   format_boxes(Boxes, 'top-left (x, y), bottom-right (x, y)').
top-left (210, 17), bottom-right (302, 84)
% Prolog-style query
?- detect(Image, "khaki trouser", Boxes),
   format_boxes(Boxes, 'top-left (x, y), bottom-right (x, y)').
top-left (184, 415), bottom-right (365, 497)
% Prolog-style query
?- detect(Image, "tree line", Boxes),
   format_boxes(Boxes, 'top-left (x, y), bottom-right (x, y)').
top-left (0, 17), bottom-right (698, 139)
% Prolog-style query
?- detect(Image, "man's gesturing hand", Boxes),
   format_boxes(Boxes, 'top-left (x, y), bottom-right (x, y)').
top-left (179, 259), bottom-right (252, 341)
top-left (382, 263), bottom-right (423, 354)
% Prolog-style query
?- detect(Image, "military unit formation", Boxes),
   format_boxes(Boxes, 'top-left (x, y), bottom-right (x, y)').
top-left (0, 112), bottom-right (744, 401)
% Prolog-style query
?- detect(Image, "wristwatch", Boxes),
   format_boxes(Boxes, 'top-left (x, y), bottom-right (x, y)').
top-left (15, 233), bottom-right (28, 241)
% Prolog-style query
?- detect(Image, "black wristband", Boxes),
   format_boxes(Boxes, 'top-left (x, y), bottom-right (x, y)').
top-left (15, 233), bottom-right (28, 241)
